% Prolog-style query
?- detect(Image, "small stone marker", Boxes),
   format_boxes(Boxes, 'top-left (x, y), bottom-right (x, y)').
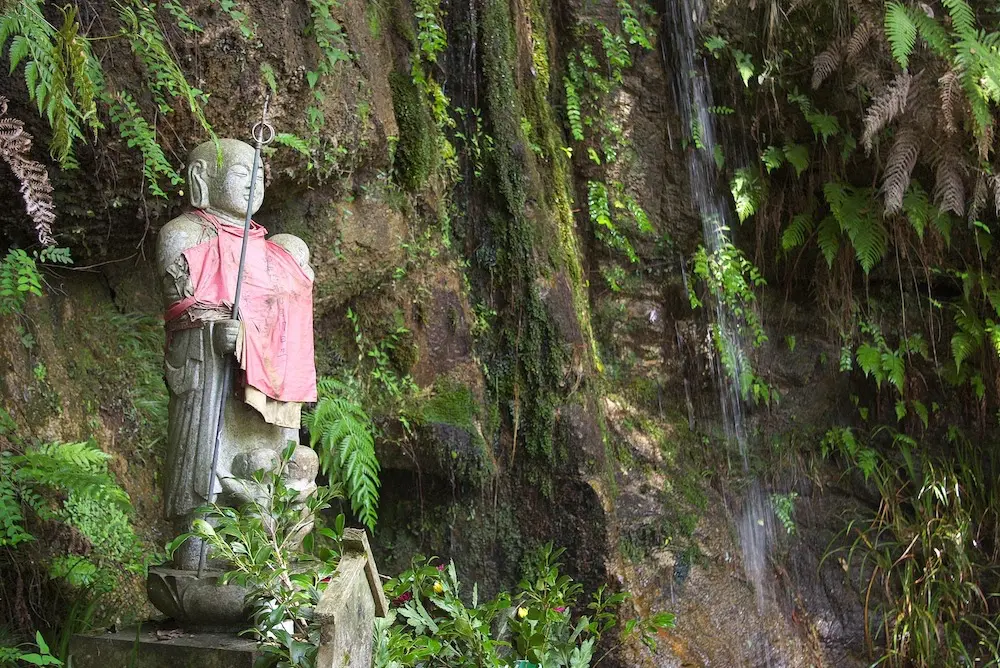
top-left (315, 528), bottom-right (388, 668)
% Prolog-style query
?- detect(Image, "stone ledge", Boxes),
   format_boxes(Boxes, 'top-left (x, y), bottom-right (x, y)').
top-left (70, 624), bottom-right (260, 668)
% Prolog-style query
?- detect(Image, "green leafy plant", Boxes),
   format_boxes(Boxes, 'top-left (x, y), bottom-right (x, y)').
top-left (178, 444), bottom-right (345, 668)
top-left (304, 377), bottom-right (380, 532)
top-left (377, 544), bottom-right (674, 667)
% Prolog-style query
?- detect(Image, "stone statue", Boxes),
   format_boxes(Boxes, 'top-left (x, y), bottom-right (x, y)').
top-left (148, 138), bottom-right (318, 626)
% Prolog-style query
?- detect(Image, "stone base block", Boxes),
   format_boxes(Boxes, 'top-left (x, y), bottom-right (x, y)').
top-left (69, 624), bottom-right (260, 668)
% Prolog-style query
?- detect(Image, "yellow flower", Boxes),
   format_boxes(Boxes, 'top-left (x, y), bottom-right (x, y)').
top-left (517, 607), bottom-right (528, 619)
top-left (433, 581), bottom-right (444, 594)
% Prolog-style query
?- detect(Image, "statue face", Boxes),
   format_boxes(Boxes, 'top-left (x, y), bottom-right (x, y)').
top-left (188, 139), bottom-right (265, 219)
top-left (211, 149), bottom-right (264, 219)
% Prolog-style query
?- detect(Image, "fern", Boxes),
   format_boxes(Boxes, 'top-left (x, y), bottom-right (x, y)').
top-left (783, 143), bottom-right (809, 176)
top-left (588, 180), bottom-right (639, 262)
top-left (107, 92), bottom-right (182, 198)
top-left (0, 96), bottom-right (55, 244)
top-left (11, 441), bottom-right (131, 512)
top-left (884, 2), bottom-right (917, 70)
top-left (942, 0), bottom-right (975, 37)
top-left (781, 212), bottom-right (814, 251)
top-left (934, 145), bottom-right (966, 217)
top-left (305, 379), bottom-right (380, 532)
top-left (824, 181), bottom-right (886, 273)
top-left (0, 248), bottom-right (42, 315)
top-left (730, 167), bottom-right (763, 222)
top-left (117, 0), bottom-right (213, 139)
top-left (861, 72), bottom-right (911, 152)
top-left (882, 127), bottom-right (920, 213)
top-left (846, 19), bottom-right (874, 62)
top-left (816, 216), bottom-right (841, 267)
top-left (1, 1), bottom-right (102, 167)
top-left (812, 41), bottom-right (842, 90)
top-left (618, 0), bottom-right (652, 50)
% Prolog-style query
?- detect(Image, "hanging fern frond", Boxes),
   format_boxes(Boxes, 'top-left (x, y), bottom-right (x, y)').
top-left (992, 174), bottom-right (1000, 216)
top-left (0, 97), bottom-right (55, 245)
top-left (908, 5), bottom-right (952, 57)
top-left (933, 145), bottom-right (966, 217)
top-left (884, 2), bottom-right (917, 70)
top-left (781, 212), bottom-right (814, 251)
top-left (812, 39), bottom-right (843, 89)
top-left (882, 127), bottom-right (920, 214)
top-left (12, 441), bottom-right (131, 510)
top-left (902, 183), bottom-right (932, 239)
top-left (970, 173), bottom-right (988, 221)
top-left (941, 0), bottom-right (975, 37)
top-left (825, 181), bottom-right (886, 273)
top-left (862, 72), bottom-right (911, 152)
top-left (938, 70), bottom-right (962, 135)
top-left (846, 19), bottom-right (875, 63)
top-left (305, 380), bottom-right (380, 532)
top-left (817, 215), bottom-right (842, 267)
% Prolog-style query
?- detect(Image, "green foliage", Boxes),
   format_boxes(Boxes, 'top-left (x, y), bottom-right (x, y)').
top-left (0, 439), bottom-right (146, 605)
top-left (823, 182), bottom-right (886, 274)
top-left (213, 0), bottom-right (255, 39)
top-left (0, 0), bottom-right (213, 194)
top-left (823, 427), bottom-right (1000, 667)
top-left (305, 378), bottom-right (380, 532)
top-left (884, 3), bottom-right (916, 70)
top-left (0, 249), bottom-right (42, 316)
top-left (0, 632), bottom-right (62, 666)
top-left (770, 492), bottom-right (797, 535)
top-left (690, 239), bottom-right (767, 347)
top-left (730, 168), bottom-right (763, 222)
top-left (0, 1), bottom-right (102, 167)
top-left (414, 0), bottom-right (447, 63)
top-left (180, 445), bottom-right (345, 668)
top-left (107, 92), bottom-right (182, 198)
top-left (377, 545), bottom-right (674, 667)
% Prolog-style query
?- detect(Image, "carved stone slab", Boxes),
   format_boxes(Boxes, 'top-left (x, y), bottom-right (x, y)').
top-left (314, 528), bottom-right (388, 668)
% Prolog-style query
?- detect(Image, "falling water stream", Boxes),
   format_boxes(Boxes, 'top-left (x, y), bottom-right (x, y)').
top-left (663, 0), bottom-right (777, 660)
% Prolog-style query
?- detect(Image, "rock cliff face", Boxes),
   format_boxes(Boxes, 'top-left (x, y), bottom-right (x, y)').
top-left (0, 0), bottom-right (869, 664)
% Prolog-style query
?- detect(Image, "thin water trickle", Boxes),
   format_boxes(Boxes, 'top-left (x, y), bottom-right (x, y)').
top-left (663, 0), bottom-right (776, 657)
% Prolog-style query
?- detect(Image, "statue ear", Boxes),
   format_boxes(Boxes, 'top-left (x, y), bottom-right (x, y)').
top-left (188, 159), bottom-right (210, 209)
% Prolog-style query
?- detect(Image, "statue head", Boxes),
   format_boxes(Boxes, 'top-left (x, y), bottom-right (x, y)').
top-left (188, 139), bottom-right (264, 218)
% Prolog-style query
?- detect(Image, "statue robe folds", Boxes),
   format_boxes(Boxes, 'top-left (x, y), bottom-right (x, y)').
top-left (162, 211), bottom-right (317, 521)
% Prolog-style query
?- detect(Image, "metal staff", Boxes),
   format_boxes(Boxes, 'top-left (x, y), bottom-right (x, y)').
top-left (197, 98), bottom-right (275, 577)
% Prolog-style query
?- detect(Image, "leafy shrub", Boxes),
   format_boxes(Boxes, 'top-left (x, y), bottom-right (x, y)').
top-left (376, 544), bottom-right (674, 667)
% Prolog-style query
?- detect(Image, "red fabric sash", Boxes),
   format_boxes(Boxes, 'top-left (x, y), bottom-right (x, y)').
top-left (164, 210), bottom-right (317, 403)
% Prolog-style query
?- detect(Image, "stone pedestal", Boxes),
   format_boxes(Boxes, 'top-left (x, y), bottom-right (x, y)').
top-left (315, 528), bottom-right (389, 668)
top-left (69, 624), bottom-right (260, 668)
top-left (146, 566), bottom-right (249, 629)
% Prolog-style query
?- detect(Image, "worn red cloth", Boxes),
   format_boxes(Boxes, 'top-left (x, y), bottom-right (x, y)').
top-left (165, 210), bottom-right (317, 403)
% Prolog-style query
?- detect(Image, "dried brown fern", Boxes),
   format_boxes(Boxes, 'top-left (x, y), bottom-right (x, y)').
top-left (970, 173), bottom-right (988, 221)
top-left (882, 126), bottom-right (920, 214)
top-left (845, 19), bottom-right (875, 63)
top-left (0, 97), bottom-right (55, 245)
top-left (812, 39), bottom-right (845, 90)
top-left (939, 70), bottom-right (962, 136)
top-left (992, 174), bottom-right (1000, 217)
top-left (862, 72), bottom-right (912, 153)
top-left (933, 143), bottom-right (966, 217)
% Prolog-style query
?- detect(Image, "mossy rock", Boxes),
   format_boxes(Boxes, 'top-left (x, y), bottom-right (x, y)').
top-left (388, 71), bottom-right (438, 192)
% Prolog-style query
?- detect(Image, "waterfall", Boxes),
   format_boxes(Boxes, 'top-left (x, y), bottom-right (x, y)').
top-left (663, 0), bottom-right (777, 647)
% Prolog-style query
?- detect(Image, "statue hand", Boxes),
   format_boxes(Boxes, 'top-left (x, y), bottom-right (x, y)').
top-left (212, 318), bottom-right (240, 355)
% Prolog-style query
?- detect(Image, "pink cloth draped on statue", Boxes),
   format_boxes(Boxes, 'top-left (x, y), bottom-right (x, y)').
top-left (165, 210), bottom-right (317, 403)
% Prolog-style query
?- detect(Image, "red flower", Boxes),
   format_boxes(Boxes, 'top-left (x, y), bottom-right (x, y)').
top-left (554, 606), bottom-right (566, 613)
top-left (393, 591), bottom-right (413, 605)
top-left (437, 563), bottom-right (446, 571)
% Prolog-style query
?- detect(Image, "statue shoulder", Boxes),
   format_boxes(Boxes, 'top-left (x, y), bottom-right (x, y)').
top-left (156, 212), bottom-right (213, 274)
top-left (269, 233), bottom-right (315, 281)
